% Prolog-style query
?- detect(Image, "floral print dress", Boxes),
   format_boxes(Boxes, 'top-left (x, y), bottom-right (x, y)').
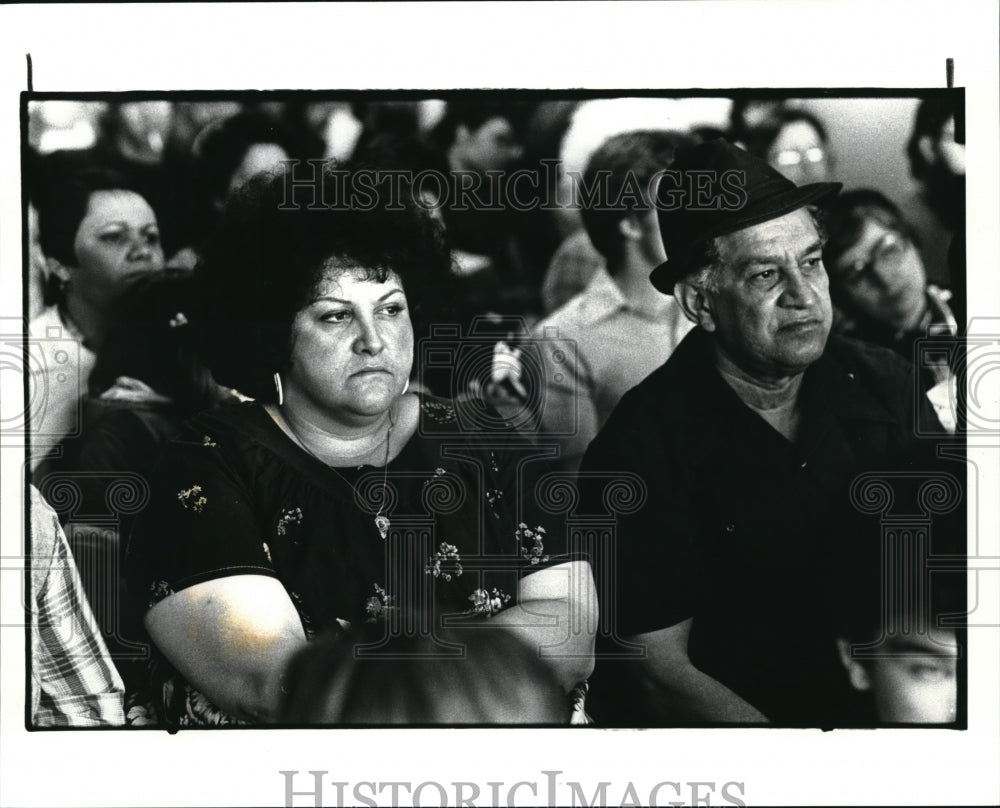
top-left (125, 397), bottom-right (587, 727)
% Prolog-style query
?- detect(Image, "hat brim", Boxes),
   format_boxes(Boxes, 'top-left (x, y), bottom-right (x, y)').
top-left (650, 181), bottom-right (842, 294)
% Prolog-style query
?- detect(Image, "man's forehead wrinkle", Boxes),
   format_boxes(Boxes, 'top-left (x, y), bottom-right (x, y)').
top-left (720, 221), bottom-right (822, 269)
top-left (721, 237), bottom-right (798, 270)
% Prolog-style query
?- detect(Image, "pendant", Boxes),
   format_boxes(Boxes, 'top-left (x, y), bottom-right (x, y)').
top-left (374, 514), bottom-right (390, 540)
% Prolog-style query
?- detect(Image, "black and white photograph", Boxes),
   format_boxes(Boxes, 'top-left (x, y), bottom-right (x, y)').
top-left (1, 3), bottom-right (997, 807)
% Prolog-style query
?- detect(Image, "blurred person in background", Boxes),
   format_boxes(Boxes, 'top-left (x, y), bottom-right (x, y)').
top-left (167, 101), bottom-right (242, 155)
top-left (354, 131), bottom-right (451, 228)
top-left (35, 102), bottom-right (193, 263)
top-left (904, 95), bottom-right (965, 288)
top-left (823, 189), bottom-right (961, 432)
top-left (512, 100), bottom-right (583, 293)
top-left (823, 189), bottom-right (960, 373)
top-left (741, 107), bottom-right (834, 186)
top-left (36, 270), bottom-right (229, 524)
top-left (31, 169), bottom-right (165, 456)
top-left (195, 110), bottom-right (298, 205)
top-left (188, 110), bottom-right (300, 257)
top-left (544, 99), bottom-right (731, 314)
top-left (532, 130), bottom-right (696, 473)
top-left (727, 97), bottom-right (786, 146)
top-left (350, 100), bottom-right (423, 160)
top-left (428, 98), bottom-right (537, 315)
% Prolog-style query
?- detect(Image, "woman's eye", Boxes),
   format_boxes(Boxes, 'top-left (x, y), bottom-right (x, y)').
top-left (322, 310), bottom-right (352, 323)
top-left (146, 231), bottom-right (160, 246)
top-left (381, 303), bottom-right (405, 316)
top-left (99, 232), bottom-right (125, 244)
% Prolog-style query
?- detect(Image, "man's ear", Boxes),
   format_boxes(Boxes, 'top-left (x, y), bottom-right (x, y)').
top-left (836, 638), bottom-right (871, 692)
top-left (675, 279), bottom-right (716, 332)
top-left (618, 213), bottom-right (643, 242)
top-left (918, 134), bottom-right (936, 168)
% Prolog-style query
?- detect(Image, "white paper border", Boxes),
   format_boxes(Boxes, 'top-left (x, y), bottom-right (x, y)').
top-left (1, 2), bottom-right (997, 806)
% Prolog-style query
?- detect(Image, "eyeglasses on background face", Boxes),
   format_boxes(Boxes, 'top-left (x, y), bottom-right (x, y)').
top-left (771, 146), bottom-right (827, 168)
top-left (836, 230), bottom-right (908, 284)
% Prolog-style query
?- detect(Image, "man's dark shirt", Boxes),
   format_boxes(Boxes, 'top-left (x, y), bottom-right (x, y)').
top-left (580, 327), bottom-right (942, 726)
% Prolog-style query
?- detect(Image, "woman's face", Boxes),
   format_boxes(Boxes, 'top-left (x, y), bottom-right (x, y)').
top-left (69, 189), bottom-right (164, 311)
top-left (828, 217), bottom-right (927, 331)
top-left (284, 265), bottom-right (414, 425)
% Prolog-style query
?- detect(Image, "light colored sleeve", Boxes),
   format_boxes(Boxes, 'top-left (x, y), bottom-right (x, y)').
top-left (30, 487), bottom-right (125, 727)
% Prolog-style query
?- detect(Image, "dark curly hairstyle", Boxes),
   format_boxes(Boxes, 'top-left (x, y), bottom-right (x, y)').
top-left (196, 161), bottom-right (454, 402)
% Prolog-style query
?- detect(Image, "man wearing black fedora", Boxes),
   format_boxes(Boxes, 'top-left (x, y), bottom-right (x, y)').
top-left (581, 139), bottom-right (943, 726)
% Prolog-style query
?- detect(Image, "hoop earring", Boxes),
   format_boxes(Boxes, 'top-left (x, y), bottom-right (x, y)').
top-left (402, 378), bottom-right (410, 395)
top-left (273, 372), bottom-right (284, 406)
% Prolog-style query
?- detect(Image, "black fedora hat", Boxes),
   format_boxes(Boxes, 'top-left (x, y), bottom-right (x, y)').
top-left (650, 138), bottom-right (841, 294)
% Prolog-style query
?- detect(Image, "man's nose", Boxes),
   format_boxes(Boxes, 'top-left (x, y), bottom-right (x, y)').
top-left (779, 267), bottom-right (819, 308)
top-left (868, 258), bottom-right (899, 292)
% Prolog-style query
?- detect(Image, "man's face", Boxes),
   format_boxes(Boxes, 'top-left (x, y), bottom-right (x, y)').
top-left (839, 627), bottom-right (959, 724)
top-left (827, 217), bottom-right (927, 331)
top-left (453, 116), bottom-right (524, 174)
top-left (702, 207), bottom-right (833, 380)
top-left (868, 630), bottom-right (959, 723)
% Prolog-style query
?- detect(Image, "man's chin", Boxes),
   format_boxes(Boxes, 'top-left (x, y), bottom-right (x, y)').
top-left (775, 333), bottom-right (828, 374)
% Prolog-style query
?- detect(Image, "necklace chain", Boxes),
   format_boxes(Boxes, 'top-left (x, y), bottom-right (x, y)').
top-left (280, 405), bottom-right (395, 539)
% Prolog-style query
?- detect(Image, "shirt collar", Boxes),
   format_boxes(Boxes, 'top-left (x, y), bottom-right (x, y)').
top-left (582, 269), bottom-right (677, 323)
top-left (675, 328), bottom-right (900, 427)
top-left (579, 269), bottom-right (627, 322)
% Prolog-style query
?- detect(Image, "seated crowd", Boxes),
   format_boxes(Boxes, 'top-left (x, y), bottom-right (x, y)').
top-left (26, 96), bottom-right (965, 728)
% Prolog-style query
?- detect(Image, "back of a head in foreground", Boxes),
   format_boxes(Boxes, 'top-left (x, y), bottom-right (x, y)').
top-left (279, 622), bottom-right (567, 725)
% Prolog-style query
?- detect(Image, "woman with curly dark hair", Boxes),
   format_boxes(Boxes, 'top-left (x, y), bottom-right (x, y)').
top-left (125, 163), bottom-right (596, 727)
